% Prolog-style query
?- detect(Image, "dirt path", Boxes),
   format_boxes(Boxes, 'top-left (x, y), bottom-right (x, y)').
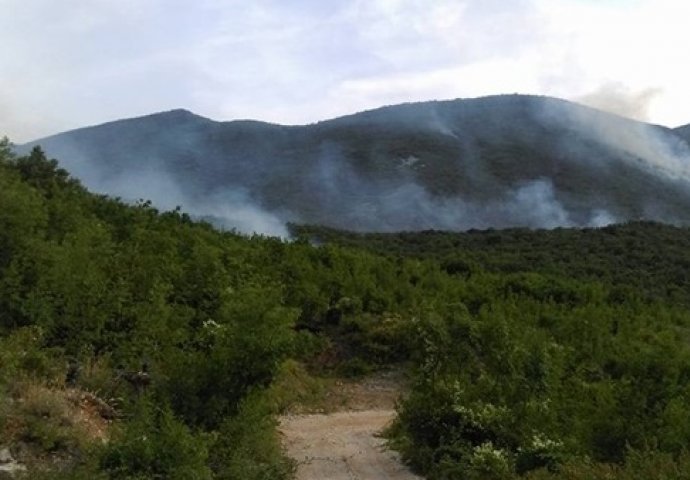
top-left (279, 371), bottom-right (422, 480)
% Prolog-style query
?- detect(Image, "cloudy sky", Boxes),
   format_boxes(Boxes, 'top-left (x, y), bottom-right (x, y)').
top-left (2, 0), bottom-right (689, 142)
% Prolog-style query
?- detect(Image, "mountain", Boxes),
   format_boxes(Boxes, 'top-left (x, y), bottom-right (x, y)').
top-left (675, 124), bottom-right (690, 143)
top-left (19, 94), bottom-right (690, 235)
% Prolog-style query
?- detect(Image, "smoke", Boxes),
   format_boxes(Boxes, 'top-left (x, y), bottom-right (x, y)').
top-left (589, 209), bottom-right (617, 228)
top-left (576, 83), bottom-right (662, 122)
top-left (37, 142), bottom-right (290, 237)
top-left (199, 190), bottom-right (289, 237)
top-left (507, 180), bottom-right (570, 228)
top-left (427, 105), bottom-right (458, 138)
top-left (0, 93), bottom-right (36, 142)
top-left (61, 147), bottom-right (615, 235)
top-left (546, 95), bottom-right (690, 182)
top-left (375, 180), bottom-right (615, 231)
top-left (302, 143), bottom-right (612, 232)
top-left (26, 93), bottom-right (690, 237)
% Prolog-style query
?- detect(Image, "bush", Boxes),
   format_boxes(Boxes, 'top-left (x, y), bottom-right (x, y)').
top-left (264, 359), bottom-right (329, 413)
top-left (208, 390), bottom-right (295, 480)
top-left (100, 402), bottom-right (212, 480)
top-left (0, 327), bottom-right (64, 385)
top-left (525, 449), bottom-right (690, 480)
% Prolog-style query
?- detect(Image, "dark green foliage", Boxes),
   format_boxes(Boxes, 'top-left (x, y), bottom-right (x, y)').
top-left (292, 223), bottom-right (690, 306)
top-left (161, 285), bottom-right (297, 428)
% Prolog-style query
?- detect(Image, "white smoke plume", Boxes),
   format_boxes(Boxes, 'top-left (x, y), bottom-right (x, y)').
top-left (576, 83), bottom-right (662, 122)
top-left (38, 146), bottom-right (290, 238)
top-left (548, 95), bottom-right (690, 182)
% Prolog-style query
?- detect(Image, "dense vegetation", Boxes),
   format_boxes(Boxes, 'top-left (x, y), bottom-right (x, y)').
top-left (292, 223), bottom-right (690, 306)
top-left (3, 138), bottom-right (690, 478)
top-left (0, 140), bottom-right (300, 478)
top-left (295, 225), bottom-right (690, 478)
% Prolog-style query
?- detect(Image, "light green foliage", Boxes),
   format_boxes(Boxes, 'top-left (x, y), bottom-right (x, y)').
top-left (391, 276), bottom-right (690, 478)
top-left (4, 142), bottom-right (690, 477)
top-left (162, 284), bottom-right (297, 428)
top-left (100, 402), bottom-right (212, 479)
top-left (209, 390), bottom-right (295, 480)
top-left (0, 146), bottom-right (296, 476)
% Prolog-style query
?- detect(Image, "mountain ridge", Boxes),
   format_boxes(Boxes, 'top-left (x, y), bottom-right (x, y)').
top-left (19, 94), bottom-right (690, 235)
top-left (35, 94), bottom-right (684, 139)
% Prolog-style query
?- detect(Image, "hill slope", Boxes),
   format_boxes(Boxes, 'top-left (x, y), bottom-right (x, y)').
top-left (675, 123), bottom-right (690, 143)
top-left (6, 141), bottom-right (690, 478)
top-left (21, 95), bottom-right (690, 234)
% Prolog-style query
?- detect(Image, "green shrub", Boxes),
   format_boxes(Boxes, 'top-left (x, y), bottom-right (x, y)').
top-left (208, 390), bottom-right (295, 480)
top-left (0, 327), bottom-right (64, 385)
top-left (100, 402), bottom-right (212, 480)
top-left (264, 359), bottom-right (329, 413)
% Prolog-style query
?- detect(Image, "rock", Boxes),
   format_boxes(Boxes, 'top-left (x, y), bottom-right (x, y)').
top-left (0, 463), bottom-right (27, 476)
top-left (0, 448), bottom-right (11, 464)
top-left (0, 447), bottom-right (26, 477)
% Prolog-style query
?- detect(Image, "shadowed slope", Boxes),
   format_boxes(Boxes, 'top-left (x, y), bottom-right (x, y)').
top-left (20, 95), bottom-right (690, 233)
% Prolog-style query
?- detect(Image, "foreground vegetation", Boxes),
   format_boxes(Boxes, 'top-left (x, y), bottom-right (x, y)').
top-left (3, 137), bottom-right (690, 478)
top-left (296, 225), bottom-right (690, 479)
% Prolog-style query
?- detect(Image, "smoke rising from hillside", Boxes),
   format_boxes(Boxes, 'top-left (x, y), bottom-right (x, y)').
top-left (545, 96), bottom-right (690, 183)
top-left (570, 85), bottom-right (690, 183)
top-left (21, 95), bottom-right (690, 237)
top-left (577, 83), bottom-right (662, 122)
top-left (362, 180), bottom-right (576, 231)
top-left (41, 144), bottom-right (289, 237)
top-left (303, 144), bottom-right (613, 232)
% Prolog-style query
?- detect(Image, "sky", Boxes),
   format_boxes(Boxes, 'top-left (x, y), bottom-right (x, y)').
top-left (2, 0), bottom-right (690, 142)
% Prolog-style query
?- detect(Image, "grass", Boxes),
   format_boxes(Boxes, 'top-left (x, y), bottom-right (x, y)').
top-left (265, 359), bottom-right (332, 414)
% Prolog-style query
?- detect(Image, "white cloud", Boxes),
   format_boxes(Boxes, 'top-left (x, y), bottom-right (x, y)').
top-left (534, 0), bottom-right (690, 126)
top-left (1, 0), bottom-right (690, 141)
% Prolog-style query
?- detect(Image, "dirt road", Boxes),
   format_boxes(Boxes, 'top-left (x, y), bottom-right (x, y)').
top-left (280, 410), bottom-right (420, 480)
top-left (279, 371), bottom-right (422, 480)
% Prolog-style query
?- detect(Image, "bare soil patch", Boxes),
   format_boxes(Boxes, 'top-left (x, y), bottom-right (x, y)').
top-left (279, 370), bottom-right (421, 480)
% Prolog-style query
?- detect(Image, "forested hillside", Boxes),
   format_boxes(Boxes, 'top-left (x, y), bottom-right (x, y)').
top-left (675, 124), bottom-right (690, 143)
top-left (3, 139), bottom-right (690, 478)
top-left (22, 95), bottom-right (690, 234)
top-left (293, 222), bottom-right (690, 306)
